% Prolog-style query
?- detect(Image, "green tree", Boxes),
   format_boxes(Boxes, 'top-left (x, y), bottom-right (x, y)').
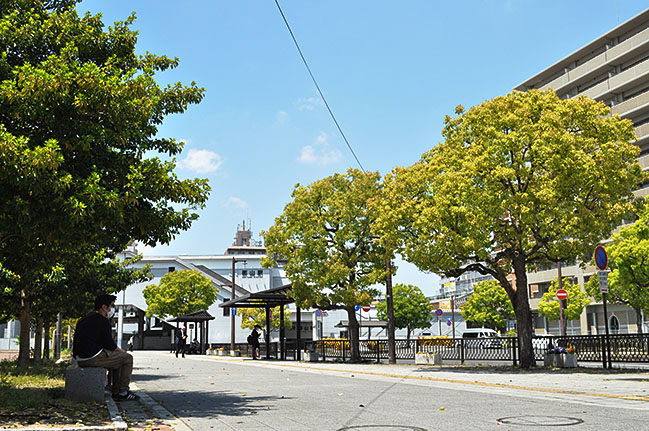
top-left (239, 305), bottom-right (292, 331)
top-left (262, 169), bottom-right (386, 362)
top-left (461, 280), bottom-right (515, 331)
top-left (538, 277), bottom-right (591, 323)
top-left (143, 270), bottom-right (218, 319)
top-left (585, 209), bottom-right (649, 333)
top-left (375, 90), bottom-right (643, 368)
top-left (0, 1), bottom-right (210, 365)
top-left (376, 284), bottom-right (433, 342)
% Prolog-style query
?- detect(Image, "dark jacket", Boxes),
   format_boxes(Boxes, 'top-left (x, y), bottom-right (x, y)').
top-left (72, 312), bottom-right (117, 359)
top-left (249, 329), bottom-right (260, 348)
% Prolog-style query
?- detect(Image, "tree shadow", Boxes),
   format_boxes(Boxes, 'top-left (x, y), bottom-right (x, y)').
top-left (139, 388), bottom-right (293, 418)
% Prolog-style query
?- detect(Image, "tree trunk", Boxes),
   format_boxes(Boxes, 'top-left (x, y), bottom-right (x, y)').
top-left (346, 307), bottom-right (360, 362)
top-left (17, 291), bottom-right (31, 367)
top-left (34, 317), bottom-right (43, 362)
top-left (512, 256), bottom-right (535, 369)
top-left (635, 308), bottom-right (643, 334)
top-left (43, 321), bottom-right (51, 360)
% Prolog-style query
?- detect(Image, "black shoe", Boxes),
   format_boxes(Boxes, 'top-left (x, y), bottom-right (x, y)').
top-left (113, 391), bottom-right (140, 401)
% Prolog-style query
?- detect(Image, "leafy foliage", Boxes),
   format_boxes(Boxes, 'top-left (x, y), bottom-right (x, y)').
top-left (585, 208), bottom-right (649, 332)
top-left (239, 305), bottom-right (292, 330)
top-left (376, 284), bottom-right (433, 339)
top-left (538, 277), bottom-right (591, 322)
top-left (143, 270), bottom-right (217, 319)
top-left (0, 1), bottom-right (209, 363)
top-left (374, 89), bottom-right (643, 367)
top-left (262, 169), bottom-right (386, 361)
top-left (461, 280), bottom-right (514, 330)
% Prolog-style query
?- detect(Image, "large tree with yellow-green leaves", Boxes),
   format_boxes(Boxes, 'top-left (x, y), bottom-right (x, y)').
top-left (262, 169), bottom-right (386, 362)
top-left (374, 89), bottom-right (643, 368)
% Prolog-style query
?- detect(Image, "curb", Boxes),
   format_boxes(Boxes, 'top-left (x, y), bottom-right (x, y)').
top-left (130, 384), bottom-right (193, 431)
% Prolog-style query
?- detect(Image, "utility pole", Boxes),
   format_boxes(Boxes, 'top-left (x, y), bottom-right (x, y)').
top-left (386, 258), bottom-right (396, 364)
top-left (230, 257), bottom-right (246, 354)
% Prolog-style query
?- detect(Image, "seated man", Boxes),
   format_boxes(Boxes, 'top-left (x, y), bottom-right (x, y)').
top-left (72, 294), bottom-right (139, 401)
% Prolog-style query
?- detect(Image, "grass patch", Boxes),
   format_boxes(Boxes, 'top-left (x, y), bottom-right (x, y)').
top-left (0, 359), bottom-right (109, 428)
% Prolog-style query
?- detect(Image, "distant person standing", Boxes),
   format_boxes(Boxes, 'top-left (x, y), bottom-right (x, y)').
top-left (176, 327), bottom-right (187, 358)
top-left (73, 294), bottom-right (139, 401)
top-left (247, 325), bottom-right (261, 360)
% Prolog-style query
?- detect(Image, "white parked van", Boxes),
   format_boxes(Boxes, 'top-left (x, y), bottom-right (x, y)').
top-left (462, 328), bottom-right (502, 349)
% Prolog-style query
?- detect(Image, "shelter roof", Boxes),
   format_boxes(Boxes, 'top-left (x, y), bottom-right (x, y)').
top-left (167, 310), bottom-right (215, 322)
top-left (219, 284), bottom-right (294, 308)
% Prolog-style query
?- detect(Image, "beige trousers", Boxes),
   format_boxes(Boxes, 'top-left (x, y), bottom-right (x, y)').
top-left (78, 349), bottom-right (133, 394)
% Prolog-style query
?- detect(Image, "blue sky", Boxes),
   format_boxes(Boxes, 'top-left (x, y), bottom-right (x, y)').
top-left (77, 0), bottom-right (648, 296)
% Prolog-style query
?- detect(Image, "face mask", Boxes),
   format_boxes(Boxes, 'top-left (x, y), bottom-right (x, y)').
top-left (107, 307), bottom-right (116, 319)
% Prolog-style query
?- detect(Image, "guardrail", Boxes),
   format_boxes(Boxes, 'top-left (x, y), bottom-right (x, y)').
top-left (315, 334), bottom-right (649, 367)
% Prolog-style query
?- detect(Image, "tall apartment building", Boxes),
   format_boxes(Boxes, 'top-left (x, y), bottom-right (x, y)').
top-left (515, 8), bottom-right (649, 335)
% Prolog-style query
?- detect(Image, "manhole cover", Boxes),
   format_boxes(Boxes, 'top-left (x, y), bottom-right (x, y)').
top-left (338, 427), bottom-right (427, 431)
top-left (497, 416), bottom-right (584, 427)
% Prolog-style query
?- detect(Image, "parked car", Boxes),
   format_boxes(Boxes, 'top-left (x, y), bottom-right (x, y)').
top-left (462, 328), bottom-right (503, 349)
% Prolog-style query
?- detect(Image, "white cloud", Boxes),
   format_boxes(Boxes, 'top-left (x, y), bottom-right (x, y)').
top-left (297, 132), bottom-right (343, 165)
top-left (223, 197), bottom-right (248, 210)
top-left (179, 149), bottom-right (223, 174)
top-left (276, 111), bottom-right (289, 125)
top-left (296, 97), bottom-right (324, 111)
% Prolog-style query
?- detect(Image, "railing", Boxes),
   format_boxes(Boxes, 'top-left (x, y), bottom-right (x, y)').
top-left (315, 334), bottom-right (649, 366)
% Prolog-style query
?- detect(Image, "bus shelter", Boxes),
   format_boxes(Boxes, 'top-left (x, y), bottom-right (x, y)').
top-left (168, 310), bottom-right (215, 355)
top-left (220, 284), bottom-right (302, 360)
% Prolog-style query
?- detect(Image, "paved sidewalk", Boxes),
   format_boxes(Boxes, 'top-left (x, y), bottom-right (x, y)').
top-left (125, 351), bottom-right (649, 430)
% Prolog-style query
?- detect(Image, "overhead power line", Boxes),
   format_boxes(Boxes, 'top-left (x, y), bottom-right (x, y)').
top-left (273, 0), bottom-right (366, 172)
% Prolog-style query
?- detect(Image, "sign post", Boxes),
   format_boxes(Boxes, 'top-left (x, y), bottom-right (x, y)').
top-left (595, 246), bottom-right (611, 369)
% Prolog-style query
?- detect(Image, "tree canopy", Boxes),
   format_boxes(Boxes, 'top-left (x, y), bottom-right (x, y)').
top-left (461, 279), bottom-right (514, 330)
top-left (0, 1), bottom-right (210, 364)
top-left (585, 208), bottom-right (649, 333)
top-left (375, 89), bottom-right (643, 367)
top-left (262, 169), bottom-right (386, 361)
top-left (143, 270), bottom-right (217, 319)
top-left (376, 284), bottom-right (432, 341)
top-left (538, 277), bottom-right (591, 322)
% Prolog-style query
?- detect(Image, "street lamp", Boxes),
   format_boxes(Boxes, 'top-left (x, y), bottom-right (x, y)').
top-left (231, 257), bottom-right (247, 353)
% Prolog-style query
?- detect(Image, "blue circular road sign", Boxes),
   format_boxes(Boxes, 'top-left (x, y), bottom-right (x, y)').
top-left (315, 309), bottom-right (322, 317)
top-left (595, 246), bottom-right (608, 270)
top-left (446, 320), bottom-right (452, 326)
top-left (436, 309), bottom-right (443, 316)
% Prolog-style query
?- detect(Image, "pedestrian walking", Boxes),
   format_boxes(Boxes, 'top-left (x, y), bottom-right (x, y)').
top-left (176, 327), bottom-right (187, 358)
top-left (127, 334), bottom-right (135, 352)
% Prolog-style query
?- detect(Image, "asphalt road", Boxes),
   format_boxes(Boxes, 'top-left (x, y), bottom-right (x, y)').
top-left (130, 351), bottom-right (648, 431)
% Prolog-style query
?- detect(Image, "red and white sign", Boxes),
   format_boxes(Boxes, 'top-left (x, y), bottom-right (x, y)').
top-left (362, 305), bottom-right (371, 312)
top-left (556, 289), bottom-right (568, 300)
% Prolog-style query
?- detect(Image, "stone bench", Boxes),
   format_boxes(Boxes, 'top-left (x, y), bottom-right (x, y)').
top-left (65, 365), bottom-right (106, 403)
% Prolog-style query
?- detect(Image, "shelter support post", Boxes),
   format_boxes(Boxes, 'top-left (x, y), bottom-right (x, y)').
top-left (265, 307), bottom-right (271, 359)
top-left (280, 305), bottom-right (285, 360)
top-left (296, 307), bottom-right (302, 361)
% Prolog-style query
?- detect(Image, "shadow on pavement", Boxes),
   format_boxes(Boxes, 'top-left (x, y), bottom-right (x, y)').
top-left (139, 388), bottom-right (294, 418)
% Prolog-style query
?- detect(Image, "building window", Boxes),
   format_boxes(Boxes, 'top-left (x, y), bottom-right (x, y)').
top-left (257, 270), bottom-right (264, 277)
top-left (222, 299), bottom-right (229, 317)
top-left (168, 266), bottom-right (175, 273)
